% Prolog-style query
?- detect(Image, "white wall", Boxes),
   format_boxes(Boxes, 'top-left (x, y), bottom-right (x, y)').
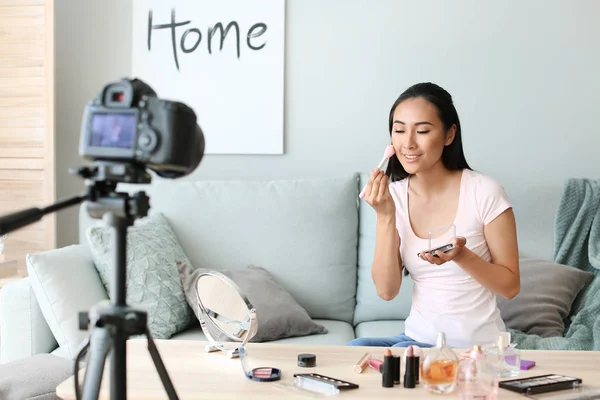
top-left (56, 0), bottom-right (600, 254)
top-left (55, 0), bottom-right (133, 247)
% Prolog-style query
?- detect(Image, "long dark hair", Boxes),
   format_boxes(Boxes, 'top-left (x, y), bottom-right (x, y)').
top-left (385, 82), bottom-right (471, 182)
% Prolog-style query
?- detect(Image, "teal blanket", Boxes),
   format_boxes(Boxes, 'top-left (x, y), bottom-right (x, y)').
top-left (509, 179), bottom-right (600, 350)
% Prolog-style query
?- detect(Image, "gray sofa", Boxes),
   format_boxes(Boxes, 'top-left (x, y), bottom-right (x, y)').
top-left (0, 173), bottom-right (562, 363)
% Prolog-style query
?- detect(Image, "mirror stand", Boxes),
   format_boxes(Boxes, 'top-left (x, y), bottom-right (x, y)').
top-left (195, 271), bottom-right (258, 359)
top-left (201, 310), bottom-right (257, 358)
top-left (205, 343), bottom-right (240, 358)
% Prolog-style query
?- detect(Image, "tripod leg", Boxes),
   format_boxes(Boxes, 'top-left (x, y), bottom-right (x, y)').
top-left (109, 212), bottom-right (128, 400)
top-left (145, 329), bottom-right (180, 400)
top-left (81, 327), bottom-right (112, 400)
top-left (111, 325), bottom-right (127, 400)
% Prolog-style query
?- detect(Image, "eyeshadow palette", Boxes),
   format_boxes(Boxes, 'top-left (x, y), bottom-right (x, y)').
top-left (499, 374), bottom-right (582, 395)
top-left (293, 373), bottom-right (359, 390)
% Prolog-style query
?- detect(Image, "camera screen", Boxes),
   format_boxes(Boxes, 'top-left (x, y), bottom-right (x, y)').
top-left (89, 112), bottom-right (137, 149)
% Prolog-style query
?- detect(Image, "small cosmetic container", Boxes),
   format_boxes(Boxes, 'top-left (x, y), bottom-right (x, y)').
top-left (485, 333), bottom-right (520, 378)
top-left (297, 353), bottom-right (316, 368)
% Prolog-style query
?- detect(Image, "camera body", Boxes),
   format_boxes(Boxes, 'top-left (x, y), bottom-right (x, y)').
top-left (79, 78), bottom-right (205, 179)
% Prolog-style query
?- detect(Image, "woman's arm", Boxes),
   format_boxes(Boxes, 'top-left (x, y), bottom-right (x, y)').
top-left (363, 169), bottom-right (404, 301)
top-left (452, 208), bottom-right (520, 299)
top-left (371, 214), bottom-right (403, 301)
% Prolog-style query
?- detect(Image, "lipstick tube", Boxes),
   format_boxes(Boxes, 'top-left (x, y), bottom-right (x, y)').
top-left (414, 355), bottom-right (420, 384)
top-left (369, 358), bottom-right (383, 372)
top-left (393, 355), bottom-right (400, 385)
top-left (382, 350), bottom-right (394, 388)
top-left (353, 352), bottom-right (371, 374)
top-left (404, 346), bottom-right (416, 388)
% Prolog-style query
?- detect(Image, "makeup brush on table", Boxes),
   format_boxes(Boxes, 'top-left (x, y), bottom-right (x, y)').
top-left (359, 144), bottom-right (395, 199)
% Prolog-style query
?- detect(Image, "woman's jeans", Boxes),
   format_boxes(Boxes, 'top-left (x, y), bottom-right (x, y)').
top-left (347, 333), bottom-right (434, 348)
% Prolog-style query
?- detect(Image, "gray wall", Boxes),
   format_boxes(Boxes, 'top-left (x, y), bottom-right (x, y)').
top-left (56, 0), bottom-right (600, 253)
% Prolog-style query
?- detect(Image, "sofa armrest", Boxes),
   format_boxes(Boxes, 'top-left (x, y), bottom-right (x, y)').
top-left (0, 277), bottom-right (58, 364)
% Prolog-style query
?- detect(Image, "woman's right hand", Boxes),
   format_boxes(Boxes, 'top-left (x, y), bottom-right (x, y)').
top-left (363, 169), bottom-right (395, 216)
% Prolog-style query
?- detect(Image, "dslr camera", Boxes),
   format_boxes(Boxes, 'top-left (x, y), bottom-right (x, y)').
top-left (79, 78), bottom-right (205, 179)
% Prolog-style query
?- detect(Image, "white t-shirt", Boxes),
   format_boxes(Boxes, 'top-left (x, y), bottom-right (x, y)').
top-left (389, 169), bottom-right (511, 348)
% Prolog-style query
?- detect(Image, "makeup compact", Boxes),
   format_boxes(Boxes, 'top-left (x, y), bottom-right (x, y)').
top-left (273, 373), bottom-right (359, 396)
top-left (239, 346), bottom-right (281, 382)
top-left (419, 223), bottom-right (457, 258)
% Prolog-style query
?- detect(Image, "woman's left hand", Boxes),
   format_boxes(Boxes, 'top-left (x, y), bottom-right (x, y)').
top-left (418, 236), bottom-right (467, 265)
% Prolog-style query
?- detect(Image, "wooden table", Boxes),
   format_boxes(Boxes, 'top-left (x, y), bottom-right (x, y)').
top-left (56, 339), bottom-right (600, 399)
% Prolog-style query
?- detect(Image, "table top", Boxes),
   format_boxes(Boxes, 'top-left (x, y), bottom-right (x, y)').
top-left (56, 339), bottom-right (600, 399)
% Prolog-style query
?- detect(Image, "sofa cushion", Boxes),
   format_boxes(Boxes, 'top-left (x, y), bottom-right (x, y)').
top-left (86, 213), bottom-right (194, 339)
top-left (269, 320), bottom-right (355, 345)
top-left (26, 245), bottom-right (108, 360)
top-left (171, 320), bottom-right (355, 346)
top-left (0, 353), bottom-right (76, 400)
top-left (144, 174), bottom-right (360, 324)
top-left (177, 261), bottom-right (328, 342)
top-left (0, 277), bottom-right (58, 364)
top-left (354, 173), bottom-right (413, 325)
top-left (354, 320), bottom-right (406, 338)
top-left (497, 257), bottom-right (594, 337)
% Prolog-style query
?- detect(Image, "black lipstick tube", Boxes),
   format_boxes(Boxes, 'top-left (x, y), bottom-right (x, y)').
top-left (414, 355), bottom-right (420, 384)
top-left (404, 354), bottom-right (416, 388)
top-left (382, 353), bottom-right (394, 388)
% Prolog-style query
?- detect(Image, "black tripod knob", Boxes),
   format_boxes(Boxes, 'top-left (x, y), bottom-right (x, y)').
top-left (69, 166), bottom-right (98, 179)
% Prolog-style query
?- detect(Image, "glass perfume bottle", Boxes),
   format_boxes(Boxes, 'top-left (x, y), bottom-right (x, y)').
top-left (458, 345), bottom-right (499, 400)
top-left (421, 332), bottom-right (459, 394)
top-left (485, 332), bottom-right (520, 378)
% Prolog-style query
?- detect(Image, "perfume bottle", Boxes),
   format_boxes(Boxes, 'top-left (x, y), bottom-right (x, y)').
top-left (421, 332), bottom-right (459, 394)
top-left (485, 332), bottom-right (520, 378)
top-left (458, 345), bottom-right (499, 400)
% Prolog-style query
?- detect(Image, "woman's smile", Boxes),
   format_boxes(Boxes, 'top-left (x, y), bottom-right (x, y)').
top-left (402, 153), bottom-right (422, 162)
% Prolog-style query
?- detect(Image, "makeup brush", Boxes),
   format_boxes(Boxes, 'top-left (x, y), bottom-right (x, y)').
top-left (359, 144), bottom-right (395, 199)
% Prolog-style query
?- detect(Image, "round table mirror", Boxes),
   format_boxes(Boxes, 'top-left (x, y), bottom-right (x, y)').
top-left (195, 271), bottom-right (257, 358)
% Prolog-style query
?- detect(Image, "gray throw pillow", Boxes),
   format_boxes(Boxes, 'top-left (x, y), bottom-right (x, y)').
top-left (86, 213), bottom-right (193, 339)
top-left (497, 257), bottom-right (594, 337)
top-left (0, 354), bottom-right (77, 400)
top-left (177, 261), bottom-right (328, 342)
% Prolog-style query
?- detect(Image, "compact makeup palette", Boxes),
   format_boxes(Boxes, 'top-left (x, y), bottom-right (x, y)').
top-left (293, 373), bottom-right (359, 394)
top-left (499, 374), bottom-right (582, 395)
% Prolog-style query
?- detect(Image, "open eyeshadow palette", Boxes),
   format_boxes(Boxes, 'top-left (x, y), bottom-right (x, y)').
top-left (499, 374), bottom-right (582, 395)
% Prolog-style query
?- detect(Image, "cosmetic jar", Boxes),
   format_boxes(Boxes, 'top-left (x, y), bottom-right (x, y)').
top-left (297, 353), bottom-right (317, 368)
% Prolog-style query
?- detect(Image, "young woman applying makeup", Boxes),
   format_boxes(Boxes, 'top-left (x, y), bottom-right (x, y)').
top-left (349, 82), bottom-right (520, 349)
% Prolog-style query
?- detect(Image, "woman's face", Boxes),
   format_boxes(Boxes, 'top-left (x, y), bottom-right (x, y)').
top-left (390, 97), bottom-right (455, 175)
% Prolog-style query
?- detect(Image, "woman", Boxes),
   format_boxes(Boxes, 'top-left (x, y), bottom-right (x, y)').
top-left (349, 82), bottom-right (520, 348)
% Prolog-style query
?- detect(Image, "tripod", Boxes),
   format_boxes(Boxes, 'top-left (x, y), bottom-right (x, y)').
top-left (0, 162), bottom-right (179, 400)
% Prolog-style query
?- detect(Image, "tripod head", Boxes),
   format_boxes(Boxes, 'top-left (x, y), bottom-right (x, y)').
top-left (72, 162), bottom-right (151, 222)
